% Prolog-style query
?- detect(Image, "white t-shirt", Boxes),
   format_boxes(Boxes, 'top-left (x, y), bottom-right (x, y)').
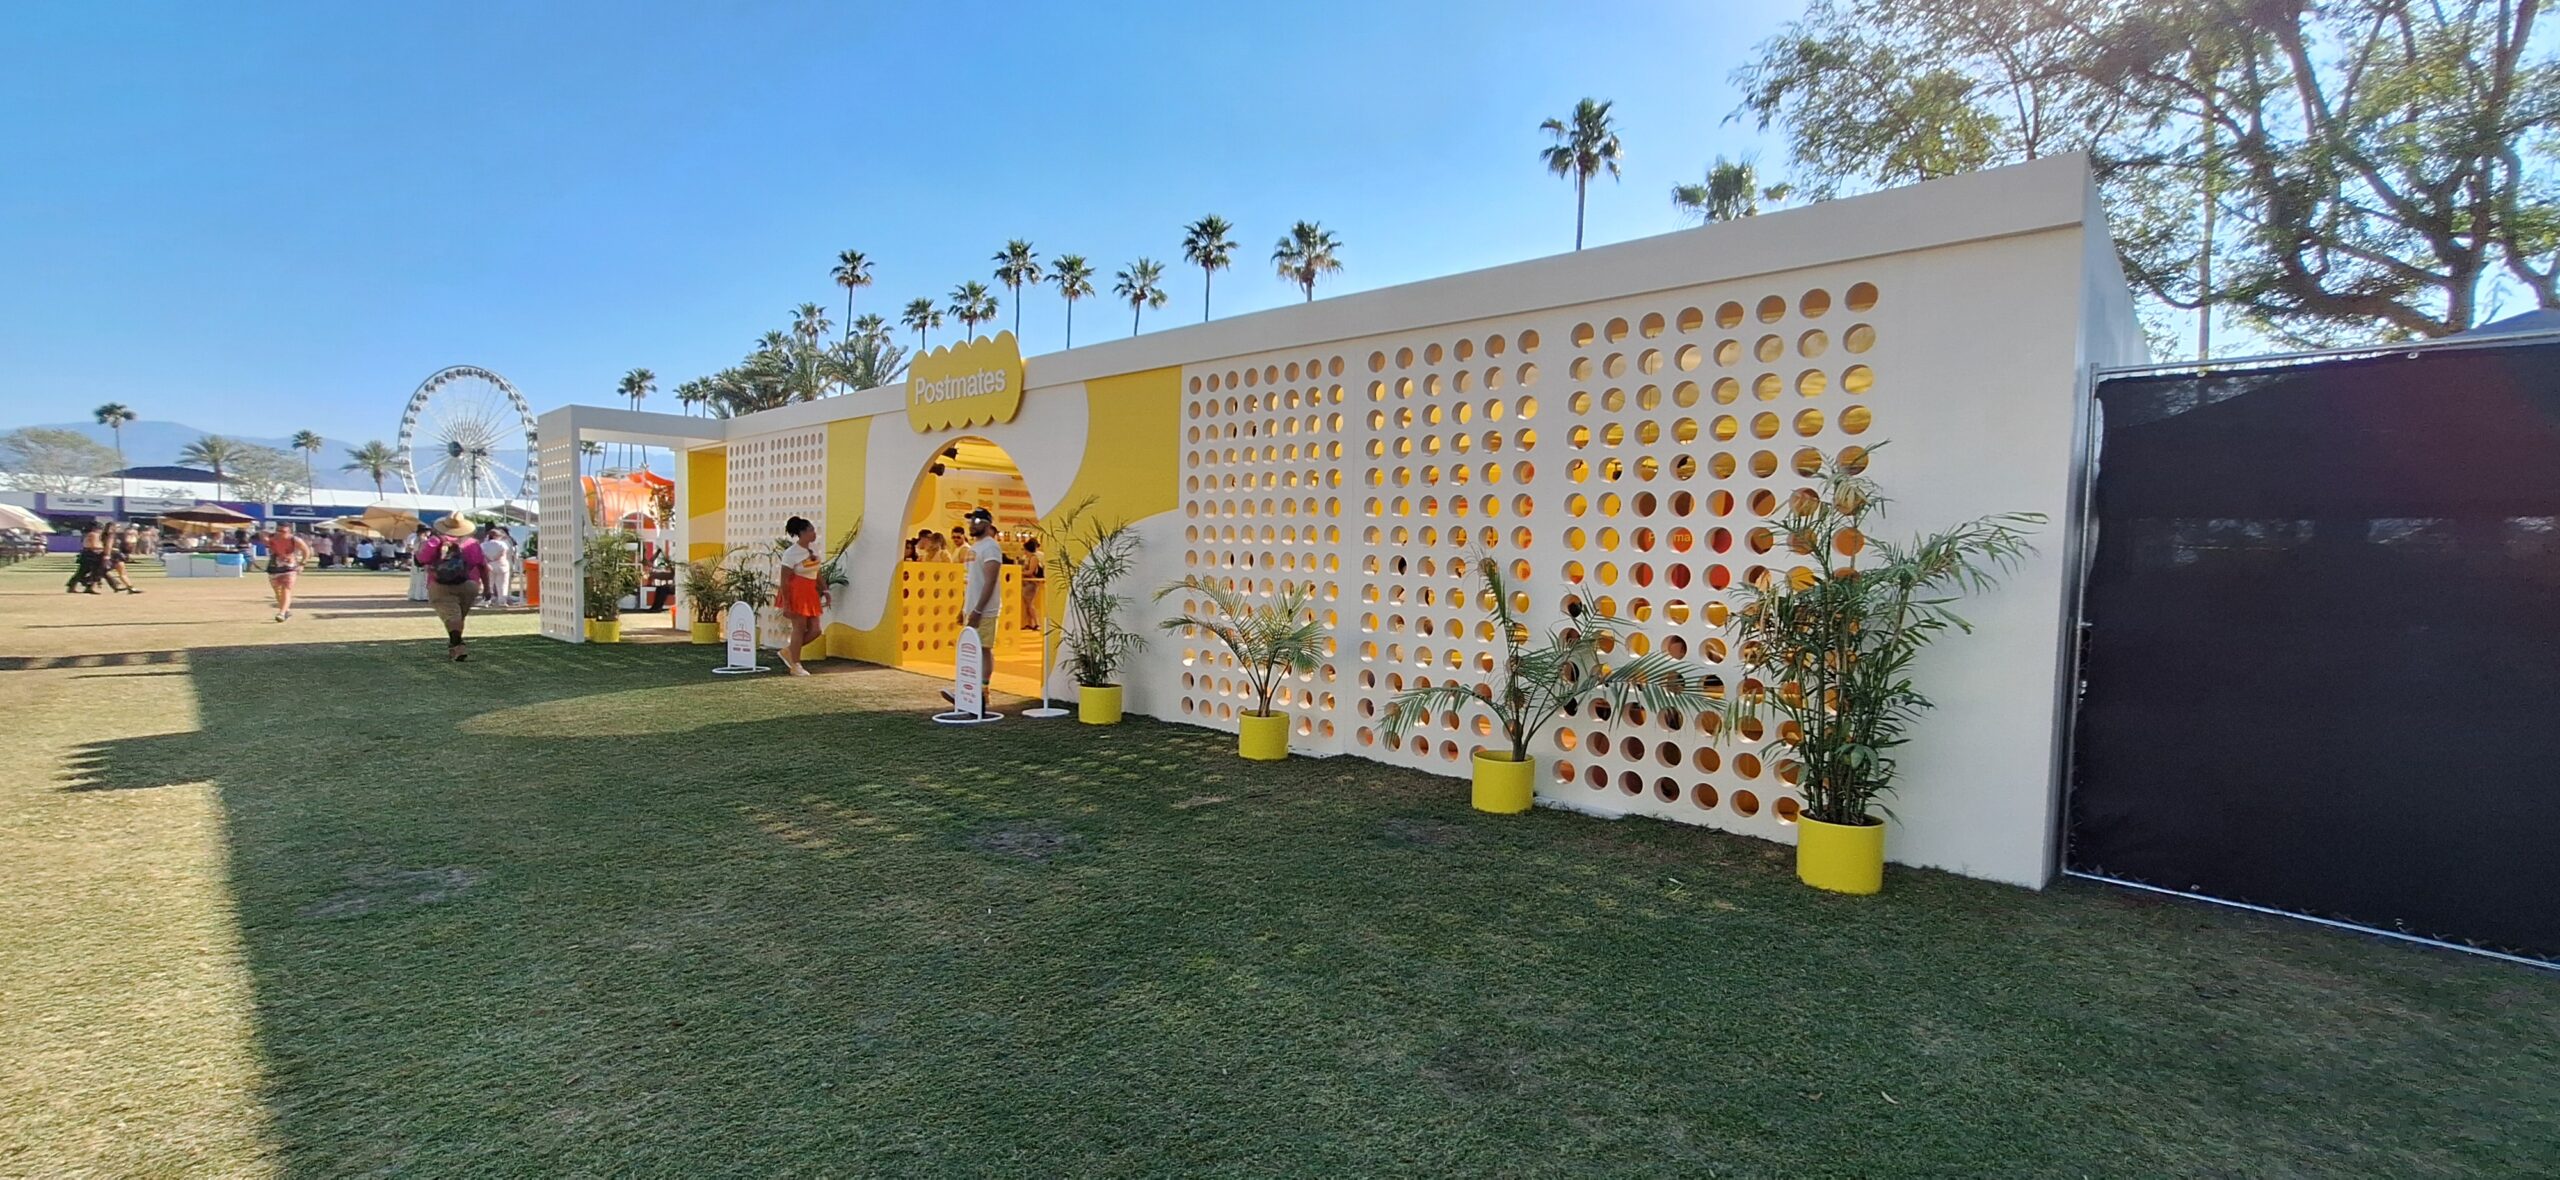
top-left (962, 537), bottom-right (1002, 623)
top-left (779, 541), bottom-right (816, 573)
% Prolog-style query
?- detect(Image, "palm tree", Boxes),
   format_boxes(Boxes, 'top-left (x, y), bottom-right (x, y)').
top-left (1540, 97), bottom-right (1625, 250)
top-left (674, 378), bottom-right (711, 416)
top-left (1181, 215), bottom-right (1235, 322)
top-left (1051, 254), bottom-right (1096, 348)
top-left (852, 313), bottom-right (889, 345)
top-left (992, 240), bottom-right (1042, 339)
top-left (180, 435), bottom-right (243, 499)
top-left (1672, 156), bottom-right (1790, 223)
top-left (289, 430), bottom-right (324, 503)
top-left (579, 440), bottom-right (605, 478)
top-left (791, 303), bottom-right (832, 349)
top-left (831, 249), bottom-right (873, 339)
top-left (92, 403), bottom-right (136, 496)
top-left (1114, 259), bottom-right (1169, 336)
top-left (1271, 221), bottom-right (1343, 302)
top-left (342, 440), bottom-right (399, 498)
top-left (618, 368), bottom-right (656, 470)
top-left (948, 281), bottom-right (998, 337)
top-left (901, 298), bottom-right (943, 352)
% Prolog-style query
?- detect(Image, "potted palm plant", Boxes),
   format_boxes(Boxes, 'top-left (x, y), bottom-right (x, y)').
top-left (1158, 578), bottom-right (1323, 760)
top-left (816, 524), bottom-right (860, 599)
top-left (1721, 452), bottom-right (2040, 894)
top-left (1041, 506), bottom-right (1146, 724)
top-left (1382, 559), bottom-right (1721, 814)
top-left (582, 529), bottom-right (642, 643)
top-left (681, 552), bottom-right (736, 644)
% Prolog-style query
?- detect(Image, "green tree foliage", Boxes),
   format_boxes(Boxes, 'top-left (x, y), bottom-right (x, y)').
top-left (900, 298), bottom-right (942, 352)
top-left (831, 249), bottom-right (872, 340)
top-left (1735, 0), bottom-right (2560, 346)
top-left (342, 440), bottom-right (400, 497)
top-left (222, 444), bottom-right (310, 506)
top-left (179, 435), bottom-right (245, 498)
top-left (1270, 222), bottom-right (1343, 302)
top-left (992, 240), bottom-right (1042, 338)
top-left (0, 427), bottom-right (119, 494)
top-left (1539, 97), bottom-right (1626, 250)
top-left (1181, 215), bottom-right (1236, 321)
top-left (1672, 157), bottom-right (1792, 223)
top-left (947, 282), bottom-right (998, 337)
top-left (687, 309), bottom-right (911, 419)
top-left (1051, 254), bottom-right (1096, 347)
top-left (1114, 259), bottom-right (1169, 335)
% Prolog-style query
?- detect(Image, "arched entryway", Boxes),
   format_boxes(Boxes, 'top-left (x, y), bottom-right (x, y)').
top-left (890, 437), bottom-right (1048, 697)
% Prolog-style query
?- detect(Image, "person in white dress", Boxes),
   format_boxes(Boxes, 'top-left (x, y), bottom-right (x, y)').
top-left (480, 526), bottom-right (516, 607)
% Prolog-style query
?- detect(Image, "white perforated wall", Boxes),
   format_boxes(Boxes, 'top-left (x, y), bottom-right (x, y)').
top-left (536, 427), bottom-right (584, 642)
top-left (1172, 279), bottom-right (1887, 842)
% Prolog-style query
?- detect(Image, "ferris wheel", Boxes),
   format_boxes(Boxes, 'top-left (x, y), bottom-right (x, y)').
top-left (398, 365), bottom-right (537, 505)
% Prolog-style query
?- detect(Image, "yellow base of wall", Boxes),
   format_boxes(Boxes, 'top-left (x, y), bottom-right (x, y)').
top-left (1238, 711), bottom-right (1291, 761)
top-left (1471, 752), bottom-right (1535, 814)
top-left (1796, 815), bottom-right (1885, 895)
top-left (1079, 684), bottom-right (1124, 725)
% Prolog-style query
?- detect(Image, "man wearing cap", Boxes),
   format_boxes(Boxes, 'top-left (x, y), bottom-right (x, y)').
top-left (945, 509), bottom-right (1002, 715)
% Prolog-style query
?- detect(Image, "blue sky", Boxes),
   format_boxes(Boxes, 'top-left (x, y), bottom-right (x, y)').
top-left (0, 0), bottom-right (1800, 442)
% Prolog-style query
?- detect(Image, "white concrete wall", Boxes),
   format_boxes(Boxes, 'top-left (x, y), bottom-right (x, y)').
top-left (538, 154), bottom-right (2143, 888)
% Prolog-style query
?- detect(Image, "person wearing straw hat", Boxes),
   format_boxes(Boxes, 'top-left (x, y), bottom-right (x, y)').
top-left (418, 514), bottom-right (489, 661)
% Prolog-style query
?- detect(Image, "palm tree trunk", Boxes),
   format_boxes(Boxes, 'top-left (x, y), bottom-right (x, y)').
top-left (1065, 299), bottom-right (1075, 349)
top-left (1574, 172), bottom-right (1586, 251)
top-left (1131, 304), bottom-right (1140, 336)
top-left (1202, 271), bottom-right (1212, 322)
top-left (1010, 286), bottom-right (1021, 338)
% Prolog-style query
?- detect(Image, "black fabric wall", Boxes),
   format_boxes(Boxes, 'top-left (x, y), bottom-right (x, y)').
top-left (2070, 341), bottom-right (2560, 961)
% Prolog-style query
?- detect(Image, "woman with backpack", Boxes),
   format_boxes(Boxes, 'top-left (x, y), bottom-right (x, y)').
top-left (419, 515), bottom-right (489, 661)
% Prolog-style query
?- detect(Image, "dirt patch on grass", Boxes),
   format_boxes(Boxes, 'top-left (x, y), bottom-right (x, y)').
top-left (298, 866), bottom-right (484, 921)
top-left (1421, 1042), bottom-right (1535, 1098)
top-left (1380, 817), bottom-right (1469, 847)
top-left (965, 823), bottom-right (1080, 862)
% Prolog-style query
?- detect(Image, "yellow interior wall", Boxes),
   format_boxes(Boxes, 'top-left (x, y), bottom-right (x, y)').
top-left (684, 446), bottom-right (727, 560)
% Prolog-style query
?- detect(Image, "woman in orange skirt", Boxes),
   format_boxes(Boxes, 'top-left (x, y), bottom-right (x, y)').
top-left (777, 515), bottom-right (827, 676)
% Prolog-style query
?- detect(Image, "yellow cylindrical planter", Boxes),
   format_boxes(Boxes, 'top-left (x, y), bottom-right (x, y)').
top-left (581, 619), bottom-right (595, 641)
top-left (1237, 711), bottom-right (1291, 761)
top-left (689, 621), bottom-right (720, 644)
top-left (590, 619), bottom-right (623, 644)
top-left (1471, 751), bottom-right (1535, 814)
top-left (1079, 684), bottom-right (1125, 725)
top-left (1796, 814), bottom-right (1886, 895)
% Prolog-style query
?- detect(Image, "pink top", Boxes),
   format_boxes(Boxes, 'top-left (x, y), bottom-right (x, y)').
top-left (420, 536), bottom-right (488, 580)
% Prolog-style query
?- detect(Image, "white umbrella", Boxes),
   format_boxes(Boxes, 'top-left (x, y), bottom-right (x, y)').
top-left (0, 503), bottom-right (47, 531)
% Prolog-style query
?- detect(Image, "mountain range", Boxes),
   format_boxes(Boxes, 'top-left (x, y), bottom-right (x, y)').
top-left (21, 419), bottom-right (527, 493)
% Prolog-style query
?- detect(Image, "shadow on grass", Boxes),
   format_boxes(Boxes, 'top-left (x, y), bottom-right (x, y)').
top-left (51, 633), bottom-right (2560, 1176)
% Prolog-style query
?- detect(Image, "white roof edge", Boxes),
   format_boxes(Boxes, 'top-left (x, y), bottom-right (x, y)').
top-left (555, 154), bottom-right (2102, 442)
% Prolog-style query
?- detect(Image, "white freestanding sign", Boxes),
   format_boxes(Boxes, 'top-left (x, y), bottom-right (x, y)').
top-left (933, 625), bottom-right (999, 724)
top-left (710, 601), bottom-right (766, 675)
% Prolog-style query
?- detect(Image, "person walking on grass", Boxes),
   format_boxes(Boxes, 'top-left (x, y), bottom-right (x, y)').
top-left (264, 524), bottom-right (311, 621)
top-left (479, 525), bottom-right (516, 608)
top-left (418, 515), bottom-right (488, 661)
top-left (776, 515), bottom-right (828, 676)
top-left (65, 528), bottom-right (105, 594)
top-left (941, 508), bottom-right (1002, 716)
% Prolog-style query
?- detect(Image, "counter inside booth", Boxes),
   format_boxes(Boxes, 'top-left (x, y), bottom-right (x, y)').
top-left (895, 560), bottom-right (1021, 662)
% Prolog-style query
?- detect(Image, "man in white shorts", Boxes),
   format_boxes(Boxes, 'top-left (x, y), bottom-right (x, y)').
top-left (944, 508), bottom-right (1003, 716)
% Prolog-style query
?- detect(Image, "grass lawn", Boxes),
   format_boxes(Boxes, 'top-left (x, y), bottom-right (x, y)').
top-left (3, 558), bottom-right (2556, 1177)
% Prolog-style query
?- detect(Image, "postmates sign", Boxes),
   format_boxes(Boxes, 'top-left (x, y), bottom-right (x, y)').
top-left (907, 331), bottom-right (1026, 432)
top-left (951, 626), bottom-right (986, 716)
